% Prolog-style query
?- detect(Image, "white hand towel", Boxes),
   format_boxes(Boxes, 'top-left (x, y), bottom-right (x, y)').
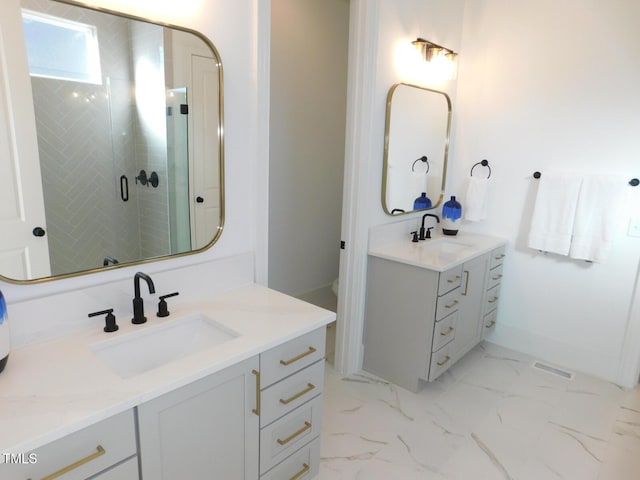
top-left (411, 172), bottom-right (428, 199)
top-left (385, 164), bottom-right (410, 212)
top-left (569, 175), bottom-right (626, 263)
top-left (527, 171), bottom-right (582, 255)
top-left (464, 177), bottom-right (489, 221)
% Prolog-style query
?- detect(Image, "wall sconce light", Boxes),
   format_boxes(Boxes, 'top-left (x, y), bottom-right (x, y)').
top-left (412, 37), bottom-right (457, 62)
top-left (411, 37), bottom-right (458, 80)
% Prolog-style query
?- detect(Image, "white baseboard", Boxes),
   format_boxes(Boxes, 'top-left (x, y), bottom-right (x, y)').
top-left (488, 321), bottom-right (620, 385)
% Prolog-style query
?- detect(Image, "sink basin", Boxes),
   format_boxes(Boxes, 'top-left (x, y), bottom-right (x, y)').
top-left (91, 313), bottom-right (238, 378)
top-left (420, 239), bottom-right (475, 254)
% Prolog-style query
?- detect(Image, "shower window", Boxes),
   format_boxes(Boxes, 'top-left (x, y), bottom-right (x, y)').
top-left (22, 10), bottom-right (102, 85)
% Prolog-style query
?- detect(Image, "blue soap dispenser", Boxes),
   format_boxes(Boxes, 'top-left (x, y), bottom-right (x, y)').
top-left (0, 291), bottom-right (9, 374)
top-left (413, 192), bottom-right (432, 210)
top-left (442, 195), bottom-right (462, 235)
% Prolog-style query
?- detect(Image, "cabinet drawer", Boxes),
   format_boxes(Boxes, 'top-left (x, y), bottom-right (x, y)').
top-left (92, 456), bottom-right (139, 479)
top-left (435, 287), bottom-right (460, 321)
top-left (438, 265), bottom-right (463, 295)
top-left (484, 284), bottom-right (501, 315)
top-left (1, 410), bottom-right (136, 480)
top-left (261, 437), bottom-right (320, 480)
top-left (489, 245), bottom-right (506, 269)
top-left (261, 328), bottom-right (326, 388)
top-left (260, 395), bottom-right (323, 474)
top-left (486, 264), bottom-right (503, 290)
top-left (428, 342), bottom-right (454, 381)
top-left (432, 311), bottom-right (457, 352)
top-left (261, 360), bottom-right (324, 427)
top-left (482, 310), bottom-right (498, 338)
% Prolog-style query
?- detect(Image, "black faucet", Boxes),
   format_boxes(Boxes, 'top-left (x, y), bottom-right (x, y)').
top-left (103, 256), bottom-right (119, 267)
top-left (132, 272), bottom-right (156, 324)
top-left (419, 213), bottom-right (440, 240)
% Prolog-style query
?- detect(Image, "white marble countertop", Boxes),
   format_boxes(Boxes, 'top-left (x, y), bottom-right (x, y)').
top-left (0, 284), bottom-right (335, 455)
top-left (368, 232), bottom-right (507, 272)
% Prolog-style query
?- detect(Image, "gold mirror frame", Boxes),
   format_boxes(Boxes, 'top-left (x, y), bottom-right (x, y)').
top-left (0, 0), bottom-right (225, 284)
top-left (382, 83), bottom-right (452, 215)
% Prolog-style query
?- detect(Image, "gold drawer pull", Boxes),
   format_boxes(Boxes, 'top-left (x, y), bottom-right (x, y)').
top-left (440, 326), bottom-right (454, 337)
top-left (280, 346), bottom-right (317, 366)
top-left (485, 320), bottom-right (496, 328)
top-left (462, 270), bottom-right (470, 296)
top-left (492, 274), bottom-right (503, 280)
top-left (488, 296), bottom-right (499, 304)
top-left (277, 421), bottom-right (312, 446)
top-left (444, 300), bottom-right (459, 309)
top-left (40, 445), bottom-right (105, 480)
top-left (280, 383), bottom-right (316, 405)
top-left (252, 369), bottom-right (261, 416)
top-left (437, 355), bottom-right (451, 367)
top-left (290, 462), bottom-right (310, 480)
top-left (447, 275), bottom-right (461, 283)
top-left (495, 253), bottom-right (506, 260)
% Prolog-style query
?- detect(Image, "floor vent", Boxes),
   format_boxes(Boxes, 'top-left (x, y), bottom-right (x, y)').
top-left (532, 361), bottom-right (574, 380)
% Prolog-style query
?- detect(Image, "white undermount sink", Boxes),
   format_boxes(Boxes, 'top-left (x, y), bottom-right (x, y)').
top-left (419, 238), bottom-right (475, 254)
top-left (90, 313), bottom-right (238, 378)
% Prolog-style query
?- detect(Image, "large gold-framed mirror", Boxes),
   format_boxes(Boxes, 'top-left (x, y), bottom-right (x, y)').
top-left (0, 0), bottom-right (224, 283)
top-left (382, 83), bottom-right (451, 215)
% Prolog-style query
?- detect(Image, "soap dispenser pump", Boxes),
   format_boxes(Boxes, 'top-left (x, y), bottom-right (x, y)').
top-left (0, 291), bottom-right (10, 374)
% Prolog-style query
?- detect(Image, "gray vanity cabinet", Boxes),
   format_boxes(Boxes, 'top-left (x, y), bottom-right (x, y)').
top-left (364, 247), bottom-right (502, 393)
top-left (482, 245), bottom-right (506, 337)
top-left (363, 256), bottom-right (469, 391)
top-left (363, 256), bottom-right (440, 392)
top-left (136, 328), bottom-right (327, 480)
top-left (137, 356), bottom-right (260, 480)
top-left (258, 328), bottom-right (326, 479)
top-left (452, 253), bottom-right (490, 361)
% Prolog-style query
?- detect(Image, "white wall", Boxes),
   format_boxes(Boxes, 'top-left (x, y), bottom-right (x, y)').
top-left (449, 0), bottom-right (640, 385)
top-left (269, 0), bottom-right (349, 299)
top-left (0, 1), bottom-right (267, 316)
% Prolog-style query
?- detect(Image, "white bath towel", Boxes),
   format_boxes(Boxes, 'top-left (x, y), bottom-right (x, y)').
top-left (464, 176), bottom-right (489, 221)
top-left (569, 175), bottom-right (626, 263)
top-left (527, 171), bottom-right (582, 255)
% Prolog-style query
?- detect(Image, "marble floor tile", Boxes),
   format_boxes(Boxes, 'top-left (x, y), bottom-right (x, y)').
top-left (517, 422), bottom-right (607, 480)
top-left (319, 342), bottom-right (640, 480)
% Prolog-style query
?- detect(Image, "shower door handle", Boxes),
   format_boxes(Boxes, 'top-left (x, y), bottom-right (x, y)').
top-left (120, 175), bottom-right (129, 202)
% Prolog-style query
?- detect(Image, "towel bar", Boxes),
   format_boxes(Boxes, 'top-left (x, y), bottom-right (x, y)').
top-left (532, 171), bottom-right (638, 187)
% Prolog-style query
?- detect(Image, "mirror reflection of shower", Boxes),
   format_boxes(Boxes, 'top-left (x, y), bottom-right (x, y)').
top-left (23, 3), bottom-right (191, 275)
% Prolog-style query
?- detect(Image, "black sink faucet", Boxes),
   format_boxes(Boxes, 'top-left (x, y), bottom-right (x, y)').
top-left (419, 213), bottom-right (441, 240)
top-left (132, 272), bottom-right (155, 324)
top-left (103, 256), bottom-right (119, 267)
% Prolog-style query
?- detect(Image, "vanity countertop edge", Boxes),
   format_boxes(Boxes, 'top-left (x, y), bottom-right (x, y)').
top-left (368, 232), bottom-right (507, 271)
top-left (0, 283), bottom-right (336, 455)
